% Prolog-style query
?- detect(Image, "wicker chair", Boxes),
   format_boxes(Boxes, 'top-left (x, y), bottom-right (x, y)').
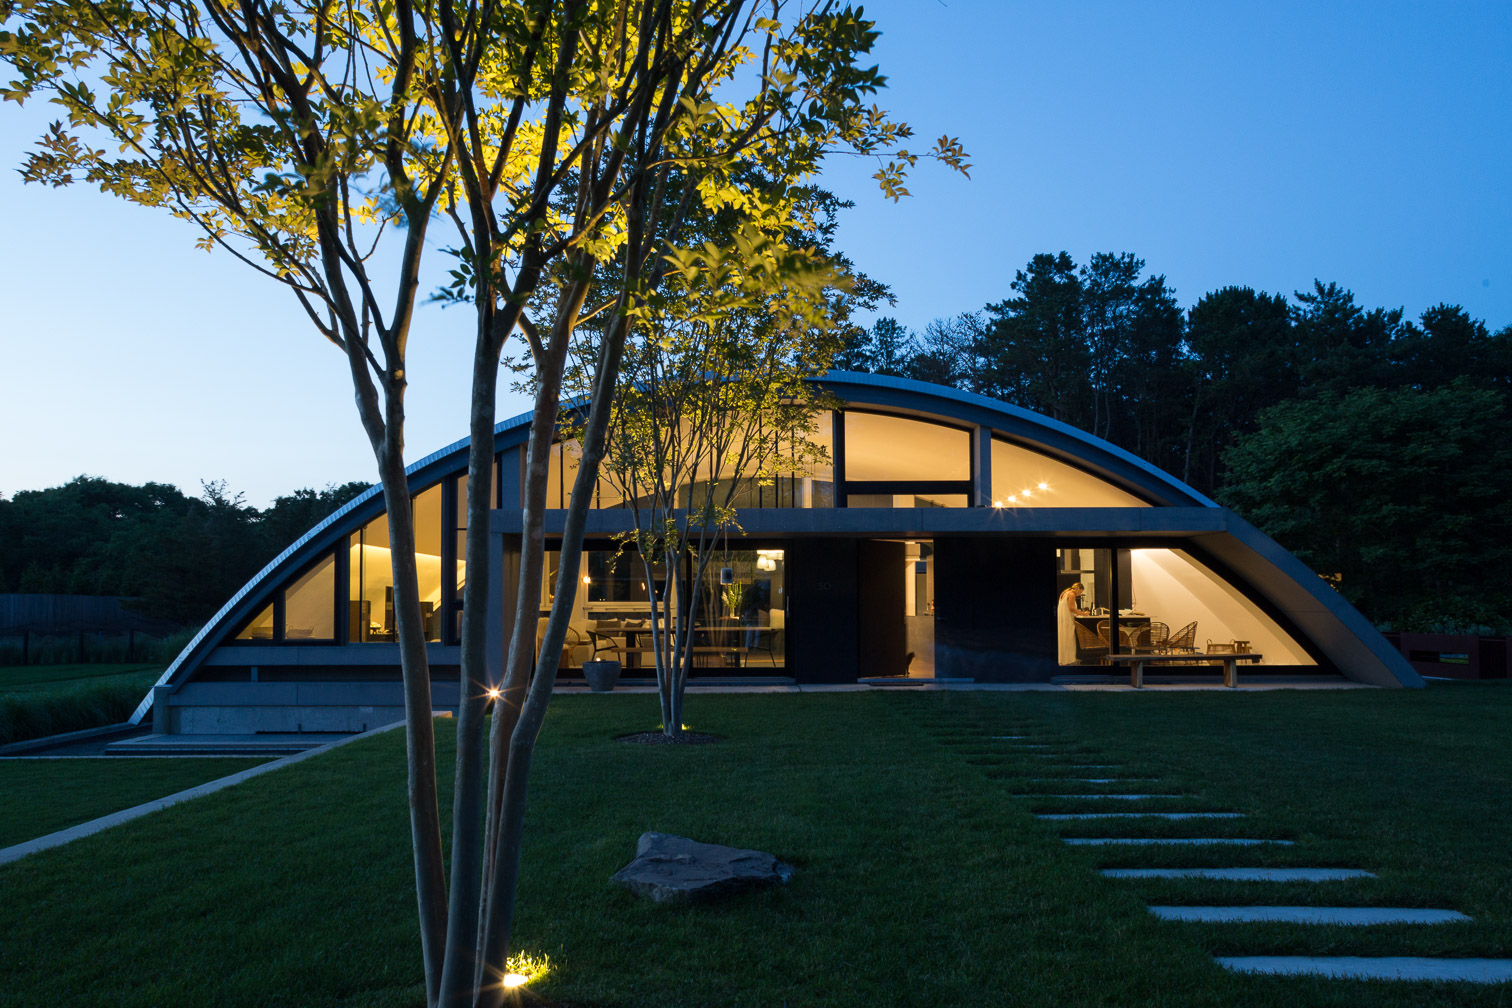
top-left (1123, 623), bottom-right (1154, 652)
top-left (1163, 620), bottom-right (1198, 654)
top-left (1145, 621), bottom-right (1170, 651)
top-left (1073, 623), bottom-right (1111, 664)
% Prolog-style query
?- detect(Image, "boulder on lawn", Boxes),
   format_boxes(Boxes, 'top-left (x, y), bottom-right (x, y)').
top-left (610, 831), bottom-right (795, 904)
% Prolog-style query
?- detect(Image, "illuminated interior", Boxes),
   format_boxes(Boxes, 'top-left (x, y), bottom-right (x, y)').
top-left (1056, 546), bottom-right (1313, 665)
top-left (539, 547), bottom-right (788, 672)
top-left (283, 554), bottom-right (335, 639)
top-left (992, 439), bottom-right (1148, 507)
top-left (844, 411), bottom-right (970, 482)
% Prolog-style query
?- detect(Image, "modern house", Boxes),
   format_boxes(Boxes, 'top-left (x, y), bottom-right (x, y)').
top-left (133, 372), bottom-right (1421, 734)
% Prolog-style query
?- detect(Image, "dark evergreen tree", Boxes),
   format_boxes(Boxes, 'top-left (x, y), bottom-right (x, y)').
top-left (974, 252), bottom-right (1089, 424)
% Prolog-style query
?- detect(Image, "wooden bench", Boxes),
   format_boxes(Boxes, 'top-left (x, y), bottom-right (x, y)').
top-left (1106, 652), bottom-right (1263, 688)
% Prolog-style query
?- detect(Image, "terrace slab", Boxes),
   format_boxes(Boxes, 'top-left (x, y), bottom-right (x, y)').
top-left (1103, 868), bottom-right (1375, 881)
top-left (1064, 838), bottom-right (1294, 846)
top-left (1216, 956), bottom-right (1512, 982)
top-left (1039, 812), bottom-right (1243, 820)
top-left (1151, 906), bottom-right (1470, 925)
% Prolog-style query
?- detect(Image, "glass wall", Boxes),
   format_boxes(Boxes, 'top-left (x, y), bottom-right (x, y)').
top-left (540, 547), bottom-right (787, 672)
top-left (234, 602), bottom-right (275, 641)
top-left (993, 439), bottom-right (1149, 507)
top-left (548, 414), bottom-right (834, 510)
top-left (1056, 546), bottom-right (1314, 666)
top-left (844, 412), bottom-right (970, 482)
top-left (349, 483), bottom-right (447, 643)
top-left (1127, 548), bottom-right (1314, 664)
top-left (283, 554), bottom-right (335, 640)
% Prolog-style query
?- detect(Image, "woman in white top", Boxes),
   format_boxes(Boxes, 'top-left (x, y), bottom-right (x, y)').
top-left (1056, 582), bottom-right (1086, 665)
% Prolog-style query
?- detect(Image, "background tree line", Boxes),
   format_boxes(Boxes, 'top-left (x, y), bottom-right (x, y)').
top-left (0, 478), bottom-right (368, 625)
top-left (838, 251), bottom-right (1512, 629)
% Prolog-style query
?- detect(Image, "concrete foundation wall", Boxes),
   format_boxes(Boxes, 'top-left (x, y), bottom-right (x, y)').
top-left (162, 680), bottom-right (463, 734)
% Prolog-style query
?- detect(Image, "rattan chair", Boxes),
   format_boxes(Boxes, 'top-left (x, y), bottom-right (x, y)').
top-left (1146, 621), bottom-right (1170, 651)
top-left (1164, 620), bottom-right (1198, 654)
top-left (1074, 623), bottom-right (1111, 664)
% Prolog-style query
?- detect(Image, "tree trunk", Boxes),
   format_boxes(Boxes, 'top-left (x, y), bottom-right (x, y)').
top-left (437, 310), bottom-right (506, 1008)
top-left (475, 305), bottom-right (627, 1008)
top-left (373, 440), bottom-right (448, 1008)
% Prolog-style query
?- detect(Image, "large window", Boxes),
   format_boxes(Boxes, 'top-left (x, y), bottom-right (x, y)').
top-left (842, 412), bottom-right (971, 507)
top-left (349, 483), bottom-right (448, 643)
top-left (547, 412), bottom-right (834, 510)
top-left (1055, 546), bottom-right (1313, 666)
top-left (283, 554), bottom-right (336, 640)
top-left (993, 439), bottom-right (1148, 508)
top-left (844, 412), bottom-right (969, 482)
top-left (541, 547), bottom-right (787, 672)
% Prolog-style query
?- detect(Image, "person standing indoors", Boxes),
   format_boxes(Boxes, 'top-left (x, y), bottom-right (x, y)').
top-left (1057, 582), bottom-right (1087, 664)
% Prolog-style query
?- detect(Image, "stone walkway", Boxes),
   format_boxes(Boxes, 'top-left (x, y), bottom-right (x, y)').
top-left (959, 716), bottom-right (1510, 987)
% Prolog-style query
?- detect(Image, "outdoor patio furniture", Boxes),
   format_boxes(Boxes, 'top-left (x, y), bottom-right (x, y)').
top-left (1074, 623), bottom-right (1111, 664)
top-left (1163, 620), bottom-right (1198, 654)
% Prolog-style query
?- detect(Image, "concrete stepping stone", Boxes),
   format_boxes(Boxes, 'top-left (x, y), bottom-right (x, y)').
top-left (1151, 905), bottom-right (1470, 925)
top-left (1039, 812), bottom-right (1243, 820)
top-left (1029, 778), bottom-right (1156, 784)
top-left (1064, 838), bottom-right (1294, 846)
top-left (1043, 794), bottom-right (1184, 800)
top-left (1103, 868), bottom-right (1374, 881)
top-left (1217, 956), bottom-right (1512, 983)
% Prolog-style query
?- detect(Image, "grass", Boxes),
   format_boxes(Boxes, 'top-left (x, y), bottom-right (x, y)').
top-left (0, 663), bottom-right (164, 746)
top-left (0, 684), bottom-right (1508, 1007)
top-left (0, 757), bottom-right (268, 848)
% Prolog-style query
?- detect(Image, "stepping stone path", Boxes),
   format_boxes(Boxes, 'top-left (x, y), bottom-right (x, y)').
top-left (959, 721), bottom-right (1511, 985)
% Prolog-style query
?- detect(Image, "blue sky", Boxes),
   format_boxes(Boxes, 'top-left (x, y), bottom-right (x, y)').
top-left (3, 1), bottom-right (1509, 506)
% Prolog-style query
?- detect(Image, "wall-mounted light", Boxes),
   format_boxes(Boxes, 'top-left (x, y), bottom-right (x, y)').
top-left (582, 574), bottom-right (591, 584)
top-left (1037, 482), bottom-right (1049, 491)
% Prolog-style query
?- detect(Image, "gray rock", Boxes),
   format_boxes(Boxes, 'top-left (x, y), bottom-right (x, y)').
top-left (611, 832), bottom-right (794, 904)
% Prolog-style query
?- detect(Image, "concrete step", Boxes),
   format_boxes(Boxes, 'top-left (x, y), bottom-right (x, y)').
top-left (1217, 956), bottom-right (1512, 982)
top-left (1064, 838), bottom-right (1293, 846)
top-left (1103, 868), bottom-right (1374, 882)
top-left (1040, 812), bottom-right (1243, 820)
top-left (1151, 906), bottom-right (1470, 925)
top-left (1042, 794), bottom-right (1185, 800)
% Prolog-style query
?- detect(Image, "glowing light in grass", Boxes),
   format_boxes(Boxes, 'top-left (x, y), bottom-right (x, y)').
top-left (496, 951), bottom-right (551, 991)
top-left (486, 687), bottom-right (501, 700)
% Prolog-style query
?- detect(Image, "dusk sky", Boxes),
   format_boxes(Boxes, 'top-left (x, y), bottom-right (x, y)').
top-left (3, 1), bottom-right (1509, 507)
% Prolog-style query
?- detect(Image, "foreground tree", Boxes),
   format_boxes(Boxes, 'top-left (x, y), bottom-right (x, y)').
top-left (589, 189), bottom-right (857, 737)
top-left (4, 3), bottom-right (965, 1002)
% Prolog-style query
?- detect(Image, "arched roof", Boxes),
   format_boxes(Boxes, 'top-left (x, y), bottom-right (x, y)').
top-left (131, 372), bottom-right (1405, 721)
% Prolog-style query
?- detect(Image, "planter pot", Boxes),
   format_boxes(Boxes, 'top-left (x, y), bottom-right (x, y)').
top-left (583, 659), bottom-right (622, 692)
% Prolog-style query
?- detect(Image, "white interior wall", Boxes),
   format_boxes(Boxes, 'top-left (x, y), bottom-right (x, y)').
top-left (1129, 548), bottom-right (1313, 664)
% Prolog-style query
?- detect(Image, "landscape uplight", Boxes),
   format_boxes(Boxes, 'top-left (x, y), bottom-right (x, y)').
top-left (503, 974), bottom-right (527, 988)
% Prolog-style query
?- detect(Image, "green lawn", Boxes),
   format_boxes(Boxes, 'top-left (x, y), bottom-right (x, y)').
top-left (0, 758), bottom-right (268, 848)
top-left (0, 663), bottom-right (164, 745)
top-left (0, 663), bottom-right (166, 696)
top-left (0, 684), bottom-right (1508, 1007)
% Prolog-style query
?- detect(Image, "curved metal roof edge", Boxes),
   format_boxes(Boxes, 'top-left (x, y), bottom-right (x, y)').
top-left (131, 373), bottom-right (1218, 723)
